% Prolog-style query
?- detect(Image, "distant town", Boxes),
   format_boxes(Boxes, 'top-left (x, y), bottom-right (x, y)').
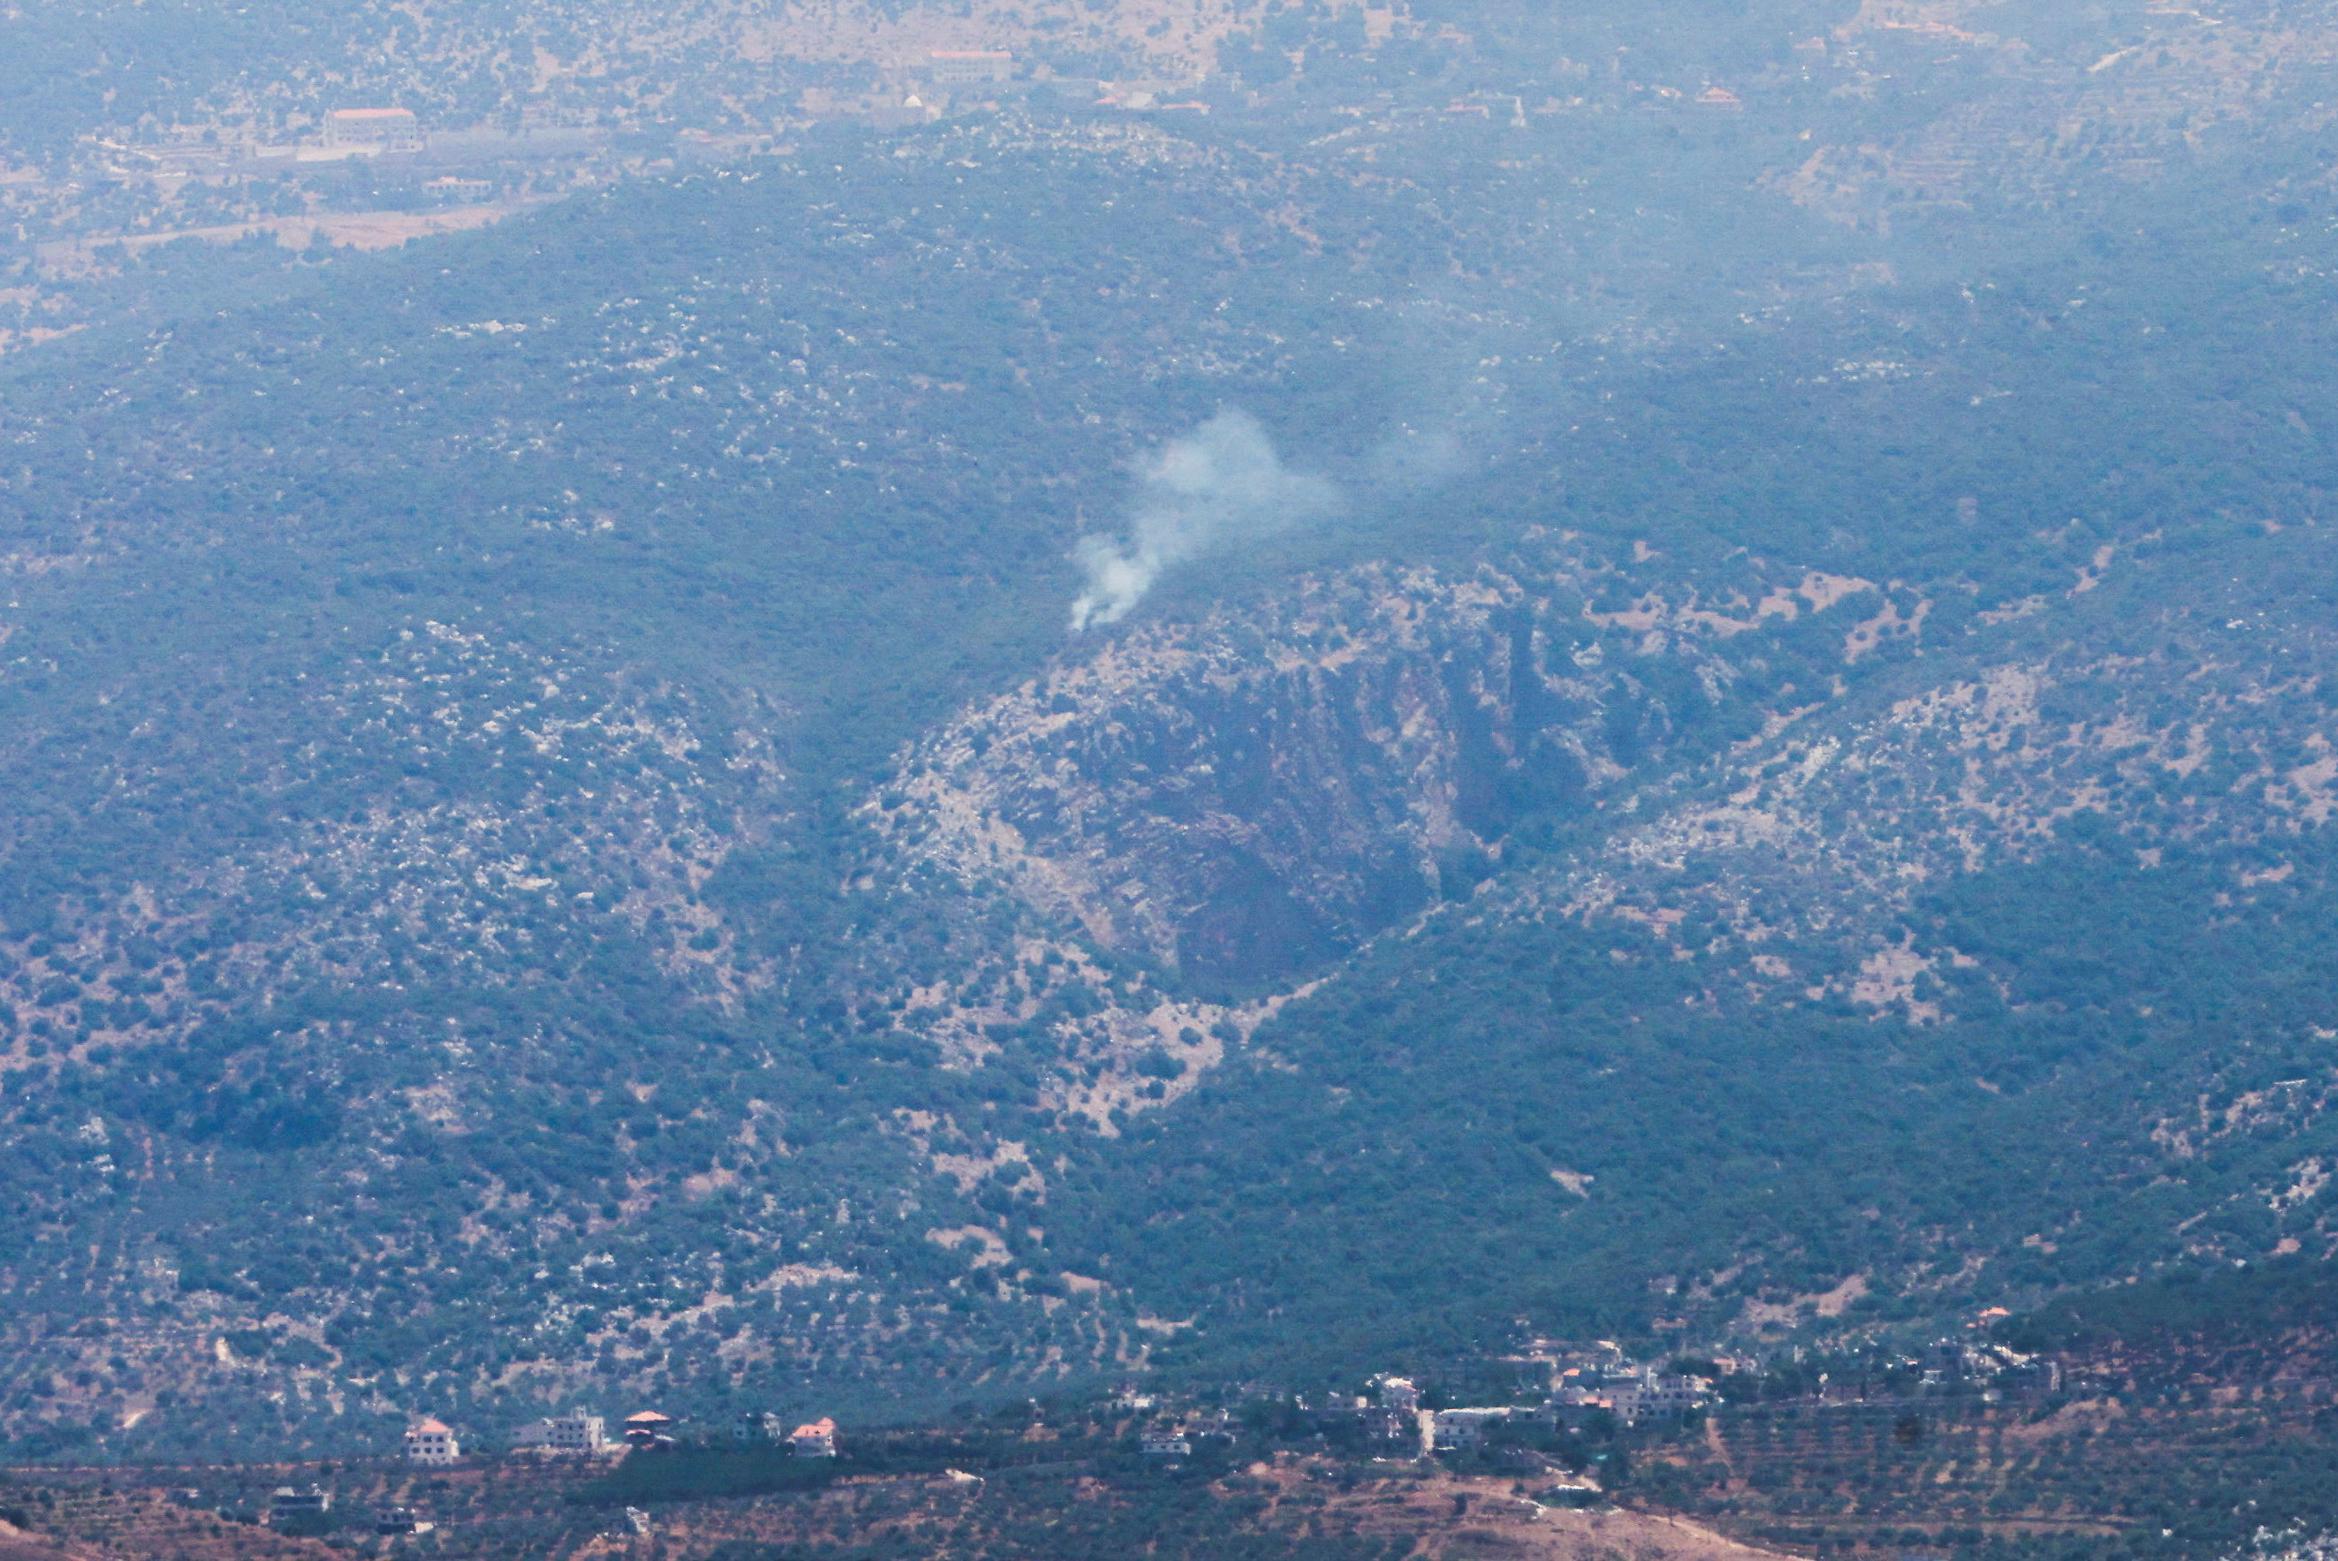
top-left (92, 47), bottom-right (1215, 189)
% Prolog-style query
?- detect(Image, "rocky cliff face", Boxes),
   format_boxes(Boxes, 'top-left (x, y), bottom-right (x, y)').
top-left (854, 541), bottom-right (1918, 1124)
top-left (872, 551), bottom-right (1797, 985)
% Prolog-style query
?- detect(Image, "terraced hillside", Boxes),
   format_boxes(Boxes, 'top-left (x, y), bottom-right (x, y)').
top-left (1637, 1261), bottom-right (2338, 1554)
top-left (0, 1451), bottom-right (1790, 1560)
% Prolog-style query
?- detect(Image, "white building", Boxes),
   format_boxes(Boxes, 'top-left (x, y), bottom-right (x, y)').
top-left (1431, 1407), bottom-right (1512, 1451)
top-left (790, 1417), bottom-right (838, 1458)
top-left (1140, 1427), bottom-right (1192, 1457)
top-left (403, 1417), bottom-right (460, 1465)
top-left (926, 50), bottom-right (1014, 86)
top-left (323, 107), bottom-right (421, 153)
top-left (517, 1412), bottom-right (609, 1456)
top-left (1610, 1372), bottom-right (1715, 1425)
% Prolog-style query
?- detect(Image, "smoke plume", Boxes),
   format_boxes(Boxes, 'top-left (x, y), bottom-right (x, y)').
top-left (1069, 409), bottom-right (1341, 631)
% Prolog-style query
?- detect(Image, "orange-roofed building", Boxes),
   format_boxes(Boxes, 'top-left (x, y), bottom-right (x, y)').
top-left (790, 1416), bottom-right (838, 1458)
top-left (623, 1409), bottom-right (676, 1450)
top-left (403, 1416), bottom-right (460, 1465)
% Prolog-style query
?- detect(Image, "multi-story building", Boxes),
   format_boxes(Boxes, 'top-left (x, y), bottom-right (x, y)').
top-left (402, 1417), bottom-right (461, 1465)
top-left (1139, 1426), bottom-right (1192, 1457)
top-left (925, 50), bottom-right (1014, 87)
top-left (1431, 1407), bottom-right (1512, 1451)
top-left (323, 107), bottom-right (421, 153)
top-left (1608, 1372), bottom-right (1715, 1424)
top-left (517, 1412), bottom-right (610, 1456)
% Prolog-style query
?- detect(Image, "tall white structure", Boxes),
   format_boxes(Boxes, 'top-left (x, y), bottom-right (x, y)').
top-left (403, 1417), bottom-right (461, 1465)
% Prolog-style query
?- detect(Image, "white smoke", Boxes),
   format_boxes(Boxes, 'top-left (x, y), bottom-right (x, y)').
top-left (1369, 421), bottom-right (1469, 491)
top-left (1069, 409), bottom-right (1342, 631)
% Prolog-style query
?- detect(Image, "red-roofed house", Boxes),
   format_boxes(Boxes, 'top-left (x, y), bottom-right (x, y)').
top-left (790, 1417), bottom-right (838, 1458)
top-left (403, 1417), bottom-right (460, 1465)
top-left (623, 1409), bottom-right (676, 1450)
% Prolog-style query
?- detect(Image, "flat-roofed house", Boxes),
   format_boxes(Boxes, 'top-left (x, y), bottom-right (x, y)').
top-left (1139, 1426), bottom-right (1192, 1457)
top-left (517, 1412), bottom-right (610, 1456)
top-left (926, 50), bottom-right (1014, 86)
top-left (324, 107), bottom-right (420, 152)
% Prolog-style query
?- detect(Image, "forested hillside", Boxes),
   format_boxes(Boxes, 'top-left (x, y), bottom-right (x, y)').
top-left (0, 13), bottom-right (2335, 1542)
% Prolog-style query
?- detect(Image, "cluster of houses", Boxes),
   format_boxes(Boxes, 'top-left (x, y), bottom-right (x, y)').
top-left (262, 1406), bottom-right (846, 1527)
top-left (1549, 1359), bottom-right (1720, 1430)
top-left (1464, 1375), bottom-right (1710, 1444)
top-left (1261, 1324), bottom-right (2065, 1467)
top-left (1124, 1351), bottom-right (1723, 1469)
top-left (1122, 1346), bottom-right (1748, 1476)
top-left (1295, 1350), bottom-right (1722, 1457)
top-left (1302, 1373), bottom-right (1424, 1449)
top-left (1866, 1336), bottom-right (2063, 1403)
top-left (1116, 1383), bottom-right (1240, 1461)
top-left (395, 1407), bottom-right (840, 1466)
top-left (371, 1319), bottom-right (2057, 1509)
top-left (260, 1322), bottom-right (2071, 1539)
